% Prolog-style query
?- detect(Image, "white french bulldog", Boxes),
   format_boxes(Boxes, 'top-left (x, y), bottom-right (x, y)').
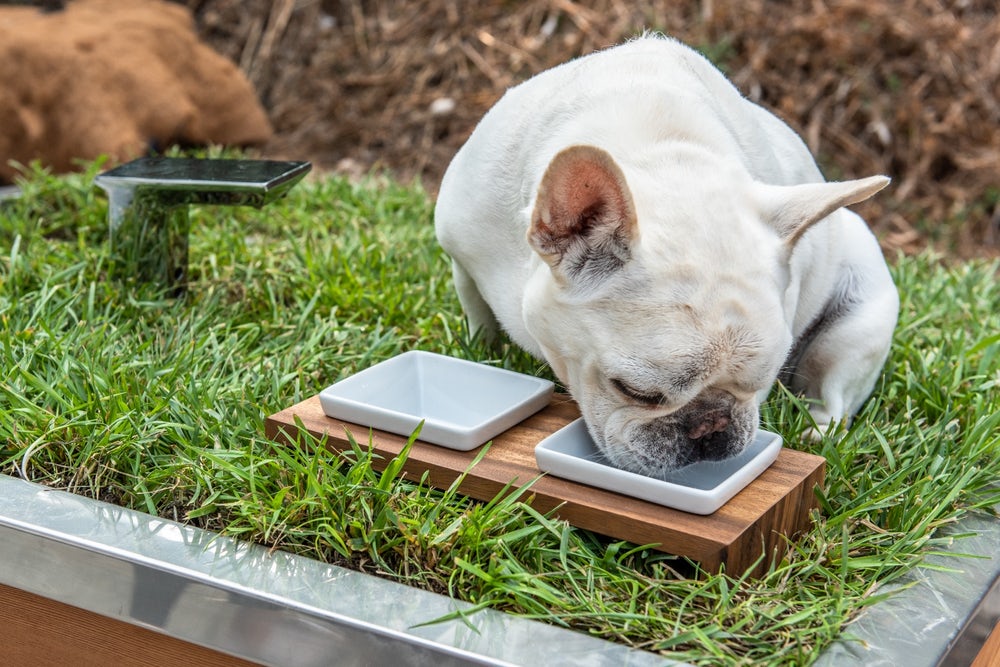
top-left (435, 36), bottom-right (898, 477)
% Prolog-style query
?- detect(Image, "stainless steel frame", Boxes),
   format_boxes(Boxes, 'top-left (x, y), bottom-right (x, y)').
top-left (2, 471), bottom-right (997, 666)
top-left (814, 507), bottom-right (1000, 667)
top-left (0, 474), bottom-right (675, 667)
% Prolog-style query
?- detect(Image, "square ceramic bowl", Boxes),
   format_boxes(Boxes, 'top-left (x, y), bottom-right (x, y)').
top-left (319, 351), bottom-right (554, 450)
top-left (535, 419), bottom-right (782, 514)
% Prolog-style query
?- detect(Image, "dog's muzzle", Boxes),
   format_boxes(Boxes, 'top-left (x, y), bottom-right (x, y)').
top-left (628, 389), bottom-right (756, 471)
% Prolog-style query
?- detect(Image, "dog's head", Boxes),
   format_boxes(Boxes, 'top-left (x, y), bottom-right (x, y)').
top-left (522, 145), bottom-right (887, 476)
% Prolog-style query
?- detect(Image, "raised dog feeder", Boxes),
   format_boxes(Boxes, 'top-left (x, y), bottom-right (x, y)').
top-left (268, 354), bottom-right (826, 575)
top-left (95, 157), bottom-right (311, 294)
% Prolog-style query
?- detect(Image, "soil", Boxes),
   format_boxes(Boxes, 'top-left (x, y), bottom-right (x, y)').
top-left (182, 0), bottom-right (999, 257)
top-left (9, 1), bottom-right (1000, 257)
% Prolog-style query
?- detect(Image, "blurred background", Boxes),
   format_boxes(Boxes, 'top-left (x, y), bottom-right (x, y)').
top-left (2, 0), bottom-right (998, 257)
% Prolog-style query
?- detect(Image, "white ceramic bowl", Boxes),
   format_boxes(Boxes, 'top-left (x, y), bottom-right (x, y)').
top-left (535, 419), bottom-right (782, 514)
top-left (319, 351), bottom-right (554, 450)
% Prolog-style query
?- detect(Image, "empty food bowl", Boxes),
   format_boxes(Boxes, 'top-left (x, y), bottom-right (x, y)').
top-left (319, 351), bottom-right (555, 450)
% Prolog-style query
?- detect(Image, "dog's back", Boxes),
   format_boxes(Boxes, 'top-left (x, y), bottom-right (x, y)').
top-left (440, 37), bottom-right (822, 210)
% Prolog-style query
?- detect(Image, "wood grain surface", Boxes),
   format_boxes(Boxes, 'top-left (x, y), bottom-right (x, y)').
top-left (266, 394), bottom-right (825, 575)
top-left (972, 620), bottom-right (1000, 667)
top-left (0, 583), bottom-right (259, 667)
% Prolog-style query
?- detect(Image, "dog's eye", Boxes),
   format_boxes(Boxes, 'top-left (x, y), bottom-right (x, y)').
top-left (611, 378), bottom-right (665, 406)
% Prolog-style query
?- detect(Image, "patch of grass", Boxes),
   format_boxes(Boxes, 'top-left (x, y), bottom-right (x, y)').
top-left (1, 164), bottom-right (998, 665)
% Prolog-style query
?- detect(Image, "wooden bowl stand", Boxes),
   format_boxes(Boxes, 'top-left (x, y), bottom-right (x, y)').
top-left (266, 394), bottom-right (825, 575)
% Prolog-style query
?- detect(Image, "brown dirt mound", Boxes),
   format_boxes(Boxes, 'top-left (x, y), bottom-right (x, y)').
top-left (161, 2), bottom-right (1000, 256)
top-left (0, 0), bottom-right (272, 183)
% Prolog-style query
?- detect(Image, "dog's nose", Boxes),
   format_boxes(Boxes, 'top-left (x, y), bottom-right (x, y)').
top-left (686, 410), bottom-right (731, 440)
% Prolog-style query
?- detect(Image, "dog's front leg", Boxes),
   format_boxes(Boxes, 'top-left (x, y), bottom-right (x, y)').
top-left (451, 260), bottom-right (501, 345)
top-left (788, 273), bottom-right (898, 436)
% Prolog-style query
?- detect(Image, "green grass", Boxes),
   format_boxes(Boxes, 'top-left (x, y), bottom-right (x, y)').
top-left (2, 162), bottom-right (998, 665)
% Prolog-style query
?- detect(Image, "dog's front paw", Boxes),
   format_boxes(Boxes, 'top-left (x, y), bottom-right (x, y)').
top-left (803, 424), bottom-right (830, 442)
top-left (803, 412), bottom-right (849, 442)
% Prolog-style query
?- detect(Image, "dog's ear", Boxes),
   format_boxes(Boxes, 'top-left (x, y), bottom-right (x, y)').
top-left (529, 145), bottom-right (638, 286)
top-left (756, 175), bottom-right (890, 246)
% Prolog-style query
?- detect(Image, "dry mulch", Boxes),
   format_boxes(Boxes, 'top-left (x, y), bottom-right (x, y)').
top-left (184, 0), bottom-right (999, 257)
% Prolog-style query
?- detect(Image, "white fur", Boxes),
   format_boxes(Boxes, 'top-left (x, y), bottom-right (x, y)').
top-left (435, 36), bottom-right (898, 475)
